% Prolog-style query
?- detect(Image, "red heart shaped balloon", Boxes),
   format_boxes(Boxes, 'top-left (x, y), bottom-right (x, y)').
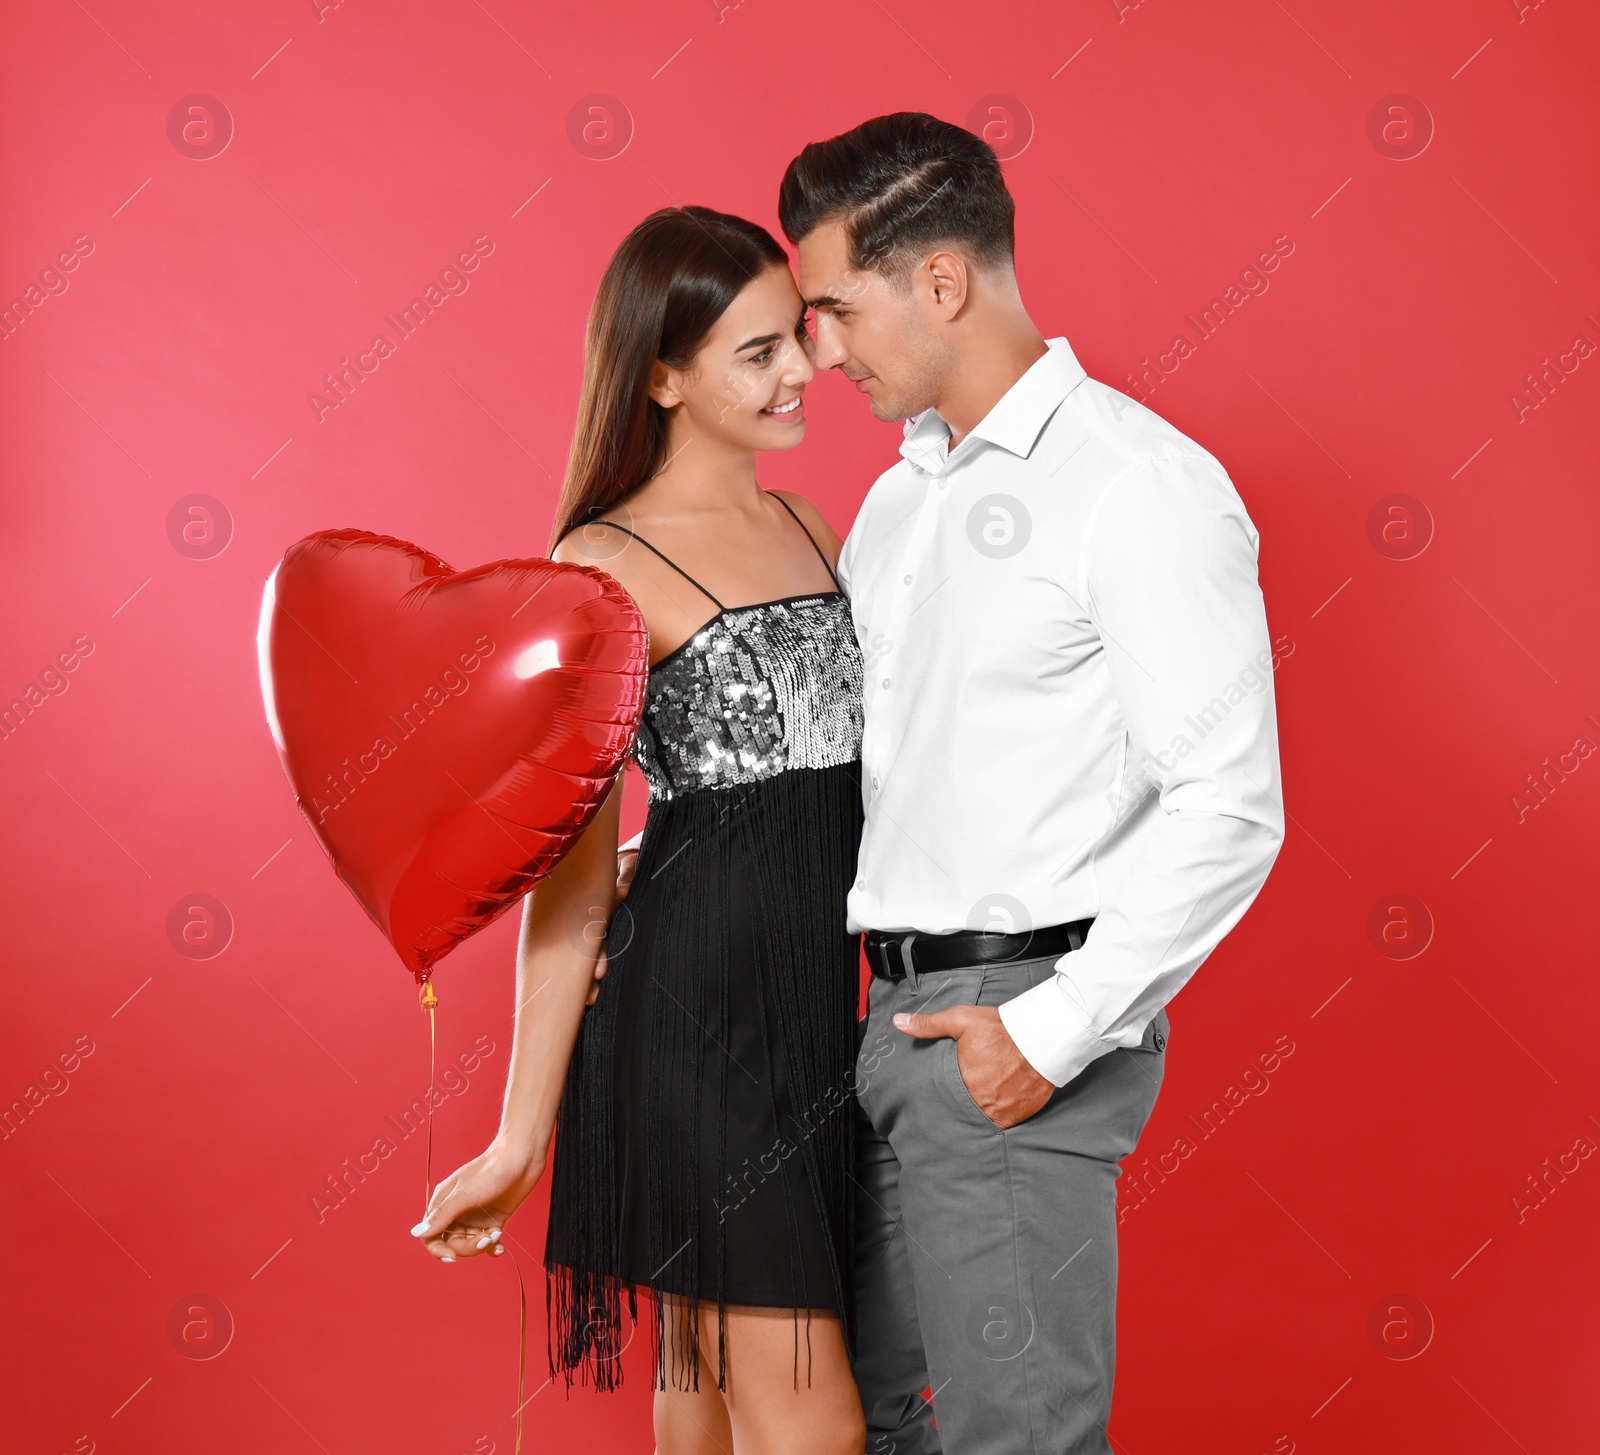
top-left (256, 529), bottom-right (647, 985)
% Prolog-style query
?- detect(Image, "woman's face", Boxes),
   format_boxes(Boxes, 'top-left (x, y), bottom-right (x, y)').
top-left (653, 262), bottom-right (816, 452)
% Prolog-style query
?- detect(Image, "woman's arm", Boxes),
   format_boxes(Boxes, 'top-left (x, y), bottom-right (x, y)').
top-left (497, 780), bottom-right (621, 1154)
top-left (410, 781), bottom-right (622, 1262)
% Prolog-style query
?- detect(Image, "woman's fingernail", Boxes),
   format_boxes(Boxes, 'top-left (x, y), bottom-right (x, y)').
top-left (410, 1221), bottom-right (429, 1237)
top-left (441, 1255), bottom-right (455, 1263)
top-left (488, 1228), bottom-right (502, 1243)
top-left (491, 1244), bottom-right (504, 1256)
top-left (475, 1235), bottom-right (492, 1250)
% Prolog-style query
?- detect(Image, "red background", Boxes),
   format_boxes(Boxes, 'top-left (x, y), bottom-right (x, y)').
top-left (4, 1), bottom-right (1597, 1451)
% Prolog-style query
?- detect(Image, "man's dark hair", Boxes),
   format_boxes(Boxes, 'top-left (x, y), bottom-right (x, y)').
top-left (777, 112), bottom-right (1016, 286)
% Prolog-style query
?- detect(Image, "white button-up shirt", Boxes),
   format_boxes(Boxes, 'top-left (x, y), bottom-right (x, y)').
top-left (837, 336), bottom-right (1285, 1088)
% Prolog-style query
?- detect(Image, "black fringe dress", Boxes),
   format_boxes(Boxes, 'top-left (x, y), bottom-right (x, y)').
top-left (545, 506), bottom-right (864, 1393)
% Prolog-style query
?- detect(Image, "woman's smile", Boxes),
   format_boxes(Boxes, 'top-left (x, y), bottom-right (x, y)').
top-left (761, 394), bottom-right (805, 421)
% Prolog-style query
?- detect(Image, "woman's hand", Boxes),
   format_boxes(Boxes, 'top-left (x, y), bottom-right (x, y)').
top-left (410, 1138), bottom-right (545, 1262)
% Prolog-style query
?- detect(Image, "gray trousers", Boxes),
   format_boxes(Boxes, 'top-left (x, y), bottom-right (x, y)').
top-left (852, 954), bottom-right (1168, 1455)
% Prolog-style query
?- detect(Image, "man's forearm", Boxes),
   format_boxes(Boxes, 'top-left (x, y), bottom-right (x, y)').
top-left (999, 804), bottom-right (1283, 1087)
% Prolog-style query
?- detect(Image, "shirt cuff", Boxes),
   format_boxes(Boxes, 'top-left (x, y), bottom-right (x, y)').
top-left (620, 829), bottom-right (643, 853)
top-left (997, 970), bottom-right (1118, 1088)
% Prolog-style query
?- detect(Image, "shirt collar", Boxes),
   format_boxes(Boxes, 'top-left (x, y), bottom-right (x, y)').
top-left (899, 336), bottom-right (1088, 475)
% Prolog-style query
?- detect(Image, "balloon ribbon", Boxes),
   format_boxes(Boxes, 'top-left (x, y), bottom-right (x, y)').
top-left (419, 977), bottom-right (528, 1455)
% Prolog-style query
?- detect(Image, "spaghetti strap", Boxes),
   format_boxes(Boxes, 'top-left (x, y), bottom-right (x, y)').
top-left (769, 492), bottom-right (841, 589)
top-left (562, 517), bottom-right (725, 611)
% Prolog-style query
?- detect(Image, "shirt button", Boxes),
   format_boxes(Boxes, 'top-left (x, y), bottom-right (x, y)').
top-left (871, 774), bottom-right (881, 791)
top-left (881, 677), bottom-right (891, 689)
top-left (902, 574), bottom-right (912, 585)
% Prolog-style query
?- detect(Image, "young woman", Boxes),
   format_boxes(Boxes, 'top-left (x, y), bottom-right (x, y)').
top-left (410, 206), bottom-right (867, 1455)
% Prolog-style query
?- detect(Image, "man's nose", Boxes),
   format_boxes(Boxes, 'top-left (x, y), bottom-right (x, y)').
top-left (811, 319), bottom-right (848, 371)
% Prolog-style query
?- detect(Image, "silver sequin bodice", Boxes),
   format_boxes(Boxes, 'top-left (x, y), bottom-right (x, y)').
top-left (634, 593), bottom-right (863, 801)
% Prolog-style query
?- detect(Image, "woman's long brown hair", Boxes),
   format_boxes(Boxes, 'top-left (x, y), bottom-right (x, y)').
top-left (548, 206), bottom-right (789, 551)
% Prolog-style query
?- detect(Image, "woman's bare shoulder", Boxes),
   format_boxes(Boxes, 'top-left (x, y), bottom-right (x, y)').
top-left (769, 489), bottom-right (844, 563)
top-left (552, 518), bottom-right (607, 562)
top-left (552, 518), bottom-right (639, 574)
top-left (553, 515), bottom-right (685, 624)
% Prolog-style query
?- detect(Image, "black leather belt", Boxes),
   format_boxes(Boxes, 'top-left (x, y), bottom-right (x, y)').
top-left (864, 918), bottom-right (1095, 986)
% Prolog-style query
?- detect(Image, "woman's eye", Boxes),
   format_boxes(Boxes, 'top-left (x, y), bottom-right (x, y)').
top-left (750, 347), bottom-right (774, 365)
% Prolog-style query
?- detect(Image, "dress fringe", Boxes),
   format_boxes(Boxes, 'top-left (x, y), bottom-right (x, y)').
top-left (544, 762), bottom-right (862, 1394)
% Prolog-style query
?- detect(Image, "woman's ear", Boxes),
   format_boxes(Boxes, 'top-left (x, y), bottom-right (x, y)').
top-left (647, 358), bottom-right (683, 410)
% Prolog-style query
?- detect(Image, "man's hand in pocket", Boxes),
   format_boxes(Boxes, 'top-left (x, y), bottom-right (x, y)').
top-left (893, 1006), bottom-right (1055, 1128)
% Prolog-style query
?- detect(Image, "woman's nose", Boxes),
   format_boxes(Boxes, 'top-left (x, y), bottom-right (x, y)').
top-left (784, 336), bottom-right (816, 385)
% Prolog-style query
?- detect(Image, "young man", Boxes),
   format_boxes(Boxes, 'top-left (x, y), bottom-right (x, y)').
top-left (777, 114), bottom-right (1285, 1453)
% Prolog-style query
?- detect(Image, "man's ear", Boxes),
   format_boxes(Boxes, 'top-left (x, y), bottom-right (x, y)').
top-left (647, 357), bottom-right (683, 409)
top-left (922, 248), bottom-right (970, 318)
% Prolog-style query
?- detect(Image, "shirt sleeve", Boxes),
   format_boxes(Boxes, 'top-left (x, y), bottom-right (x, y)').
top-left (997, 452), bottom-right (1286, 1087)
top-left (836, 514), bottom-right (858, 598)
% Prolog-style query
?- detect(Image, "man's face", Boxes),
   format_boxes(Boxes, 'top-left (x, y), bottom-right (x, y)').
top-left (796, 218), bottom-right (942, 424)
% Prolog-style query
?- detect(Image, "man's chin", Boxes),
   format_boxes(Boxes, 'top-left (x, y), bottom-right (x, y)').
top-left (847, 375), bottom-right (921, 424)
top-left (856, 381), bottom-right (930, 424)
